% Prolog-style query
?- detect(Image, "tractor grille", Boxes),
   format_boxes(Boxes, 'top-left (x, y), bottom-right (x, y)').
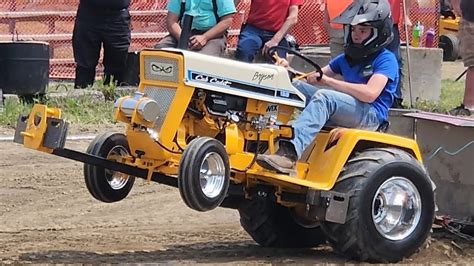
top-left (144, 86), bottom-right (176, 131)
top-left (143, 56), bottom-right (179, 83)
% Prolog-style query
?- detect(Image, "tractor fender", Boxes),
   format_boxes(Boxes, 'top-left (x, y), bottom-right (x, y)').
top-left (304, 128), bottom-right (423, 191)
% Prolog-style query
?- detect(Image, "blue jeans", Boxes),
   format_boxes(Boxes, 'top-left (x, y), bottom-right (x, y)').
top-left (236, 24), bottom-right (289, 62)
top-left (290, 80), bottom-right (382, 158)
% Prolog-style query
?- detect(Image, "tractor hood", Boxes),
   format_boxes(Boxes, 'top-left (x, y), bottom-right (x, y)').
top-left (162, 48), bottom-right (306, 108)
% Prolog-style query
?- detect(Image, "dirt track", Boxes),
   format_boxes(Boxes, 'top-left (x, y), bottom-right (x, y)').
top-left (1, 126), bottom-right (474, 264)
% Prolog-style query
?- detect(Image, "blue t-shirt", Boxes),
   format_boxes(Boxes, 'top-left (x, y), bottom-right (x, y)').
top-left (329, 49), bottom-right (399, 122)
top-left (167, 0), bottom-right (236, 31)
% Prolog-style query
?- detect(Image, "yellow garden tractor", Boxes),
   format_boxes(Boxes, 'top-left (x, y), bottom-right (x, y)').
top-left (438, 11), bottom-right (460, 61)
top-left (14, 47), bottom-right (435, 262)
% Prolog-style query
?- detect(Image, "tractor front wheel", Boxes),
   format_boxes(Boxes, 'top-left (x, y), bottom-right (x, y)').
top-left (321, 147), bottom-right (435, 263)
top-left (178, 137), bottom-right (230, 211)
top-left (84, 132), bottom-right (135, 203)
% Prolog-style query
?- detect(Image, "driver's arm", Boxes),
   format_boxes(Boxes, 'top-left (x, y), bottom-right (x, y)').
top-left (321, 65), bottom-right (337, 78)
top-left (320, 74), bottom-right (388, 103)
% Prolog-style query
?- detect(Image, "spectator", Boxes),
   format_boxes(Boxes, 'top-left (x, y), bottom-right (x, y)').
top-left (449, 0), bottom-right (474, 116)
top-left (440, 0), bottom-right (455, 18)
top-left (323, 0), bottom-right (352, 59)
top-left (235, 0), bottom-right (303, 62)
top-left (154, 0), bottom-right (236, 56)
top-left (256, 0), bottom-right (398, 173)
top-left (73, 0), bottom-right (131, 89)
top-left (386, 0), bottom-right (414, 108)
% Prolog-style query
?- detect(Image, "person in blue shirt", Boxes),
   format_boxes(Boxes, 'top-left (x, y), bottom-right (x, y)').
top-left (257, 0), bottom-right (399, 173)
top-left (155, 0), bottom-right (236, 56)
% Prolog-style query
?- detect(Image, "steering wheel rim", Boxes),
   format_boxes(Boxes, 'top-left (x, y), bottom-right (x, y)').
top-left (266, 46), bottom-right (323, 81)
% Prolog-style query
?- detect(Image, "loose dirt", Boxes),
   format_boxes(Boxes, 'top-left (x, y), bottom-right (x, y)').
top-left (1, 124), bottom-right (473, 264)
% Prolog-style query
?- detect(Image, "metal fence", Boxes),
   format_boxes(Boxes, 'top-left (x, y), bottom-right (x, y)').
top-left (0, 0), bottom-right (439, 80)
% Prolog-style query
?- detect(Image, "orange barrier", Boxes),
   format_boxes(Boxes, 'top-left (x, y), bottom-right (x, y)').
top-left (0, 0), bottom-right (439, 80)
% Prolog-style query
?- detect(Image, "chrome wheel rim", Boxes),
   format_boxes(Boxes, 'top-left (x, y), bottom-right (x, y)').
top-left (199, 152), bottom-right (226, 199)
top-left (372, 176), bottom-right (422, 241)
top-left (105, 145), bottom-right (130, 190)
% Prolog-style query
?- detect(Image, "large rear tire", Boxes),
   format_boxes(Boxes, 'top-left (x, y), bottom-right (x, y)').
top-left (84, 132), bottom-right (135, 203)
top-left (239, 197), bottom-right (326, 248)
top-left (321, 148), bottom-right (435, 262)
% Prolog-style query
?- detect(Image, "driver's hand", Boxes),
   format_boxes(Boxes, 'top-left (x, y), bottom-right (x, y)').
top-left (263, 39), bottom-right (279, 55)
top-left (274, 57), bottom-right (289, 68)
top-left (306, 71), bottom-right (325, 85)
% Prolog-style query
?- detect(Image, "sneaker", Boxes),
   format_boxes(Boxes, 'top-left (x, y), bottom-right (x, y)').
top-left (256, 141), bottom-right (298, 174)
top-left (448, 104), bottom-right (472, 116)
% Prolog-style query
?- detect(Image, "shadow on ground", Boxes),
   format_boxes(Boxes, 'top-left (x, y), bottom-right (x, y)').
top-left (18, 241), bottom-right (343, 264)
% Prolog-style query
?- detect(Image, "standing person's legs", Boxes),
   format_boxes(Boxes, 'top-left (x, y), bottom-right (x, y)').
top-left (328, 28), bottom-right (345, 59)
top-left (386, 24), bottom-right (403, 107)
top-left (199, 35), bottom-right (226, 56)
top-left (72, 13), bottom-right (102, 89)
top-left (102, 11), bottom-right (131, 86)
top-left (235, 24), bottom-right (264, 62)
top-left (449, 19), bottom-right (474, 116)
top-left (460, 19), bottom-right (474, 110)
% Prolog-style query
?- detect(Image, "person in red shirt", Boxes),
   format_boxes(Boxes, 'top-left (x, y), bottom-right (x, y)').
top-left (235, 0), bottom-right (303, 62)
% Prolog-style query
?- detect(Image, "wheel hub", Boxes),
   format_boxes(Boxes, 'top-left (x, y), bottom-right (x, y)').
top-left (199, 152), bottom-right (226, 198)
top-left (372, 176), bottom-right (422, 241)
top-left (105, 145), bottom-right (130, 190)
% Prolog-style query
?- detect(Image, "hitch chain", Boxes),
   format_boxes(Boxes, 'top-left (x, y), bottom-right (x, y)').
top-left (436, 216), bottom-right (474, 241)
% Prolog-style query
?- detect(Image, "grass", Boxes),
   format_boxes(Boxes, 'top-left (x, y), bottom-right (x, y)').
top-left (0, 80), bottom-right (118, 127)
top-left (411, 79), bottom-right (465, 113)
top-left (0, 78), bottom-right (468, 128)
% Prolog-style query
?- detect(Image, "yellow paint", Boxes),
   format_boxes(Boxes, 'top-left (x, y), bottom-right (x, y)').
top-left (225, 123), bottom-right (244, 155)
top-left (21, 104), bottom-right (61, 153)
top-left (303, 129), bottom-right (422, 190)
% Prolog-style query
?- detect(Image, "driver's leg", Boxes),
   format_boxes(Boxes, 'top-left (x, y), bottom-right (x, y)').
top-left (257, 87), bottom-right (379, 173)
top-left (292, 89), bottom-right (378, 158)
top-left (292, 80), bottom-right (319, 106)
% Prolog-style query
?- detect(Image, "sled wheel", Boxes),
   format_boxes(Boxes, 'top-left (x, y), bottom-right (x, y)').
top-left (439, 34), bottom-right (459, 61)
top-left (178, 137), bottom-right (230, 211)
top-left (239, 197), bottom-right (326, 248)
top-left (84, 132), bottom-right (135, 203)
top-left (321, 147), bottom-right (435, 262)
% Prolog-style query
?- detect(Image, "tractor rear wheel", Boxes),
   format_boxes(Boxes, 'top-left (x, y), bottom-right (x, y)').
top-left (439, 34), bottom-right (459, 61)
top-left (239, 197), bottom-right (326, 248)
top-left (84, 132), bottom-right (135, 203)
top-left (321, 147), bottom-right (435, 262)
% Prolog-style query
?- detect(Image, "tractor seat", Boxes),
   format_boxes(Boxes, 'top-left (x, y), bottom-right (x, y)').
top-left (376, 121), bottom-right (390, 133)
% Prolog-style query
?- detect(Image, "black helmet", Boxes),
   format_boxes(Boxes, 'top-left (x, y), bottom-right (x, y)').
top-left (332, 0), bottom-right (394, 63)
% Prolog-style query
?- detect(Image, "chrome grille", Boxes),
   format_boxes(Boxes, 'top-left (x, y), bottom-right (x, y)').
top-left (143, 56), bottom-right (179, 83)
top-left (144, 86), bottom-right (176, 131)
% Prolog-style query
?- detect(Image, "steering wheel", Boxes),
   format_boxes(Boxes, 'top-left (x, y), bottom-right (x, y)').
top-left (266, 46), bottom-right (323, 82)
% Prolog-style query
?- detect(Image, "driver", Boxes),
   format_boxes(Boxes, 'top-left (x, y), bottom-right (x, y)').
top-left (257, 0), bottom-right (399, 173)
